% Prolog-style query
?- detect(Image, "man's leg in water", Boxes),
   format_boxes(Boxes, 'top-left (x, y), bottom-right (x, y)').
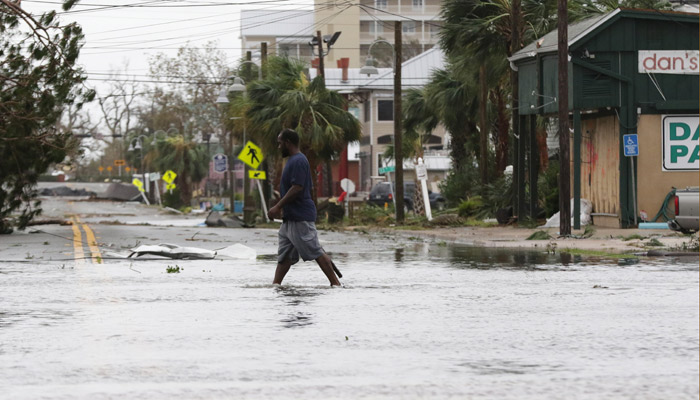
top-left (315, 253), bottom-right (341, 286)
top-left (273, 259), bottom-right (294, 284)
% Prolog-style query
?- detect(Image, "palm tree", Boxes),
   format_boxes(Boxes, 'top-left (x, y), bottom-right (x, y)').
top-left (150, 135), bottom-right (209, 206)
top-left (245, 56), bottom-right (361, 202)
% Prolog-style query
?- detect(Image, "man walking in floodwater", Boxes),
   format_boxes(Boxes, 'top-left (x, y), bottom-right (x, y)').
top-left (267, 129), bottom-right (341, 286)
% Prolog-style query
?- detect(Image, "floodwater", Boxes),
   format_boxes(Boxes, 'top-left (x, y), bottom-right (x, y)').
top-left (1, 239), bottom-right (698, 399)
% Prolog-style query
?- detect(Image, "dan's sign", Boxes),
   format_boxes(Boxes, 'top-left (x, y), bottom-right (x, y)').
top-left (639, 50), bottom-right (699, 75)
top-left (662, 115), bottom-right (699, 171)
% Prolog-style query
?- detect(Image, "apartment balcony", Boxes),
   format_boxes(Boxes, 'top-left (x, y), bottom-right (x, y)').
top-left (359, 0), bottom-right (441, 17)
top-left (360, 28), bottom-right (441, 44)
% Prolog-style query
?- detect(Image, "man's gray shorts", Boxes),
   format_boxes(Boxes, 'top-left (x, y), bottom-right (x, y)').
top-left (277, 220), bottom-right (324, 264)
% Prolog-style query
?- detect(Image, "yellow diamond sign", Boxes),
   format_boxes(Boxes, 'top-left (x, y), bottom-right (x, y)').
top-left (237, 141), bottom-right (264, 170)
top-left (132, 178), bottom-right (145, 192)
top-left (249, 170), bottom-right (266, 180)
top-left (163, 170), bottom-right (177, 183)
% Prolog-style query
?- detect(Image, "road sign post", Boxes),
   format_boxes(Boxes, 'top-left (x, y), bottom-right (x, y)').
top-left (416, 158), bottom-right (432, 221)
top-left (623, 134), bottom-right (639, 226)
top-left (237, 141), bottom-right (265, 226)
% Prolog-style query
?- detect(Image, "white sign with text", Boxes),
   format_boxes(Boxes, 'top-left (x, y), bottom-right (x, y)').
top-left (662, 115), bottom-right (699, 171)
top-left (638, 50), bottom-right (699, 75)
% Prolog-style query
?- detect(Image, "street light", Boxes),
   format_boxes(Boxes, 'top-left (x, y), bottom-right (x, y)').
top-left (360, 39), bottom-right (394, 77)
top-left (150, 127), bottom-right (179, 145)
top-left (128, 134), bottom-right (149, 178)
top-left (361, 37), bottom-right (405, 222)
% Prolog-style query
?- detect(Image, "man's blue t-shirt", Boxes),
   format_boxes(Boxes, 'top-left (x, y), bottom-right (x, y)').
top-left (280, 153), bottom-right (317, 222)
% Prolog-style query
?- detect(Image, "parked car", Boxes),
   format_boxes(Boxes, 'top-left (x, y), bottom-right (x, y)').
top-left (365, 181), bottom-right (445, 212)
top-left (667, 187), bottom-right (699, 233)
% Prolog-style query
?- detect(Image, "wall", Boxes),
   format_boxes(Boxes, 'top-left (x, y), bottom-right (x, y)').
top-left (573, 114), bottom-right (620, 227)
top-left (637, 114), bottom-right (698, 220)
top-left (314, 0), bottom-right (361, 68)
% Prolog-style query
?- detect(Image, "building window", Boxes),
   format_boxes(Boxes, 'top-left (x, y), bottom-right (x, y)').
top-left (412, 0), bottom-right (423, 9)
top-left (363, 101), bottom-right (371, 122)
top-left (430, 23), bottom-right (441, 37)
top-left (377, 100), bottom-right (393, 121)
top-left (369, 21), bottom-right (384, 34)
top-left (402, 21), bottom-right (416, 33)
top-left (375, 0), bottom-right (387, 10)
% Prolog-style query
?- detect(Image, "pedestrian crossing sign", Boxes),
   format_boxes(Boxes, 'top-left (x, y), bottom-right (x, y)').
top-left (249, 170), bottom-right (266, 180)
top-left (132, 178), bottom-right (145, 192)
top-left (166, 183), bottom-right (176, 191)
top-left (163, 170), bottom-right (177, 183)
top-left (237, 141), bottom-right (264, 170)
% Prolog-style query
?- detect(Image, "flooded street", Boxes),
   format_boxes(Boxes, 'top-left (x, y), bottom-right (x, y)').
top-left (1, 231), bottom-right (698, 399)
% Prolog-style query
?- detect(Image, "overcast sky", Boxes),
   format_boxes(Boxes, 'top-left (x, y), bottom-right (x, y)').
top-left (22, 0), bottom-right (314, 88)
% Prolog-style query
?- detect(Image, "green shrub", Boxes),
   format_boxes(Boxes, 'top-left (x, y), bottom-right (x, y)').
top-left (457, 196), bottom-right (484, 218)
top-left (351, 204), bottom-right (394, 225)
top-left (439, 161), bottom-right (480, 207)
top-left (163, 187), bottom-right (183, 209)
top-left (538, 160), bottom-right (560, 218)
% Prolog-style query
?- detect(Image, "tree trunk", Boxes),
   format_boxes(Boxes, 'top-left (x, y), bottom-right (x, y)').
top-left (494, 88), bottom-right (510, 176)
top-left (325, 160), bottom-right (334, 197)
top-left (479, 65), bottom-right (489, 185)
top-left (305, 148), bottom-right (318, 206)
top-left (449, 125), bottom-right (469, 172)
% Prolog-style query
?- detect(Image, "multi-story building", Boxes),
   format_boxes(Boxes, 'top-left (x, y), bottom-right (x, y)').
top-left (239, 9), bottom-right (316, 62)
top-left (241, 0), bottom-right (443, 67)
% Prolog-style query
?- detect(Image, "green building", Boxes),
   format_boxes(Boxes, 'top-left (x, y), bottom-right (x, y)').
top-left (509, 8), bottom-right (698, 228)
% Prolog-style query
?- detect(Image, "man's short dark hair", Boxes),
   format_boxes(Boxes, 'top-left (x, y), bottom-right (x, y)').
top-left (280, 128), bottom-right (299, 146)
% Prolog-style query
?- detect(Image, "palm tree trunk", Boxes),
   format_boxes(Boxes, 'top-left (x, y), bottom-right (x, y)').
top-left (325, 160), bottom-right (333, 197)
top-left (479, 65), bottom-right (489, 185)
top-left (304, 148), bottom-right (318, 206)
top-left (449, 125), bottom-right (469, 172)
top-left (495, 88), bottom-right (510, 176)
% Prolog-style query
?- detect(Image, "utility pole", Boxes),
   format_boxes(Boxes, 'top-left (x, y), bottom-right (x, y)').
top-left (260, 42), bottom-right (272, 207)
top-left (316, 30), bottom-right (325, 78)
top-left (394, 21), bottom-right (404, 224)
top-left (243, 51), bottom-right (254, 226)
top-left (511, 0), bottom-right (521, 218)
top-left (557, 0), bottom-right (571, 236)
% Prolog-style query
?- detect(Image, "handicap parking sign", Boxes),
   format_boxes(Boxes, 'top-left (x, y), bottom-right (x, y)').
top-left (213, 153), bottom-right (228, 173)
top-left (623, 134), bottom-right (639, 157)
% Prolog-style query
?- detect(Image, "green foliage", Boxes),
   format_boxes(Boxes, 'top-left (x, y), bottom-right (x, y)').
top-left (646, 238), bottom-right (664, 247)
top-left (623, 234), bottom-right (645, 241)
top-left (166, 265), bottom-right (181, 273)
top-left (1, 2), bottom-right (93, 232)
top-left (163, 187), bottom-right (184, 209)
top-left (527, 230), bottom-right (553, 240)
top-left (245, 56), bottom-right (361, 164)
top-left (538, 160), bottom-right (560, 218)
top-left (439, 162), bottom-right (481, 207)
top-left (457, 196), bottom-right (484, 218)
top-left (582, 224), bottom-right (596, 238)
top-left (478, 175), bottom-right (514, 217)
top-left (151, 135), bottom-right (209, 206)
top-left (351, 204), bottom-right (394, 226)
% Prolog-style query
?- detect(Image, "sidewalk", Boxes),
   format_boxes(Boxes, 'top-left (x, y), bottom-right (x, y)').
top-left (365, 225), bottom-right (698, 254)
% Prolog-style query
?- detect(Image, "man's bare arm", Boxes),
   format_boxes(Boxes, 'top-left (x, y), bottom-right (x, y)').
top-left (268, 184), bottom-right (304, 219)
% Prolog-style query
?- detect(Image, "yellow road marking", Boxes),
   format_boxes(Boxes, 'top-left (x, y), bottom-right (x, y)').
top-left (81, 222), bottom-right (102, 264)
top-left (70, 217), bottom-right (85, 265)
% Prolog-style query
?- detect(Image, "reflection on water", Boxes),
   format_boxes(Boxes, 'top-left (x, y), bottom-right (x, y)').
top-left (0, 239), bottom-right (697, 400)
top-left (275, 286), bottom-right (319, 328)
